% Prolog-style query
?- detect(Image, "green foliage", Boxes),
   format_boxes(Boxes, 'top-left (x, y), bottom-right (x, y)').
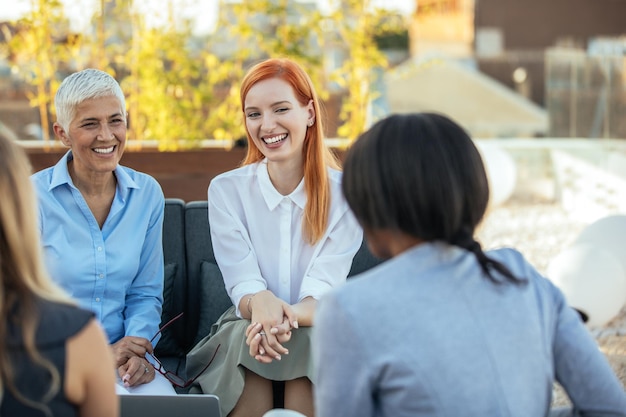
top-left (215, 0), bottom-right (329, 132)
top-left (328, 0), bottom-right (391, 141)
top-left (124, 18), bottom-right (215, 150)
top-left (202, 57), bottom-right (247, 144)
top-left (374, 14), bottom-right (410, 51)
top-left (1, 0), bottom-right (409, 147)
top-left (4, 0), bottom-right (68, 141)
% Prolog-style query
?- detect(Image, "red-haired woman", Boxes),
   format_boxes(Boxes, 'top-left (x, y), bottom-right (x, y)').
top-left (186, 58), bottom-right (363, 417)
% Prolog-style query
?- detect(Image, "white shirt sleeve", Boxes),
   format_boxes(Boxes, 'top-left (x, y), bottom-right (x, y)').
top-left (299, 205), bottom-right (363, 301)
top-left (208, 177), bottom-right (267, 316)
top-left (208, 164), bottom-right (363, 316)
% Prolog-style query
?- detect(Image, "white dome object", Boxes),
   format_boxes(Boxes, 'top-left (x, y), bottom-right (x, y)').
top-left (606, 151), bottom-right (626, 180)
top-left (574, 215), bottom-right (626, 275)
top-left (476, 143), bottom-right (517, 207)
top-left (547, 243), bottom-right (626, 328)
top-left (263, 410), bottom-right (307, 417)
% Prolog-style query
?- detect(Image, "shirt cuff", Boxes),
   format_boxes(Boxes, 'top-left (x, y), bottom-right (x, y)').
top-left (232, 281), bottom-right (268, 317)
top-left (299, 277), bottom-right (335, 302)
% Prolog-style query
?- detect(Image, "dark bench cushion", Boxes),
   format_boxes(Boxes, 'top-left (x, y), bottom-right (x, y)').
top-left (185, 201), bottom-right (234, 350)
top-left (348, 239), bottom-right (383, 277)
top-left (195, 261), bottom-right (233, 346)
top-left (155, 198), bottom-right (187, 359)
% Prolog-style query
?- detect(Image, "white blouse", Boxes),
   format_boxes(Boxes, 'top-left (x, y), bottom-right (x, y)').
top-left (208, 160), bottom-right (363, 317)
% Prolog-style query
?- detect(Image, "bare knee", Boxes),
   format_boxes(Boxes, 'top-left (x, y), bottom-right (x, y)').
top-left (228, 369), bottom-right (273, 417)
top-left (283, 377), bottom-right (313, 417)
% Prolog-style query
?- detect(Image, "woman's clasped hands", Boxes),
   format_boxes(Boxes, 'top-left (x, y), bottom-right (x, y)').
top-left (245, 290), bottom-right (299, 364)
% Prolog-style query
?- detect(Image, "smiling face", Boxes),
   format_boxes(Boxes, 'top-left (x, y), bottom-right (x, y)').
top-left (53, 95), bottom-right (126, 179)
top-left (244, 77), bottom-right (314, 167)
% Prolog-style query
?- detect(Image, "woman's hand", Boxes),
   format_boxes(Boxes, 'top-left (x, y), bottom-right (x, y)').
top-left (245, 291), bottom-right (296, 363)
top-left (271, 316), bottom-right (294, 344)
top-left (118, 356), bottom-right (155, 387)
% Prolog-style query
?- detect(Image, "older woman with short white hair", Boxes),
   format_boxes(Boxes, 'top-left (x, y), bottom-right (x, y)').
top-left (31, 68), bottom-right (175, 395)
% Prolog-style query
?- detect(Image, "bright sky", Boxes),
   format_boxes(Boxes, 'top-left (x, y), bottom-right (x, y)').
top-left (3, 0), bottom-right (414, 35)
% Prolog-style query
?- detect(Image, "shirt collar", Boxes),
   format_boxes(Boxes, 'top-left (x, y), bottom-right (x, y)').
top-left (48, 150), bottom-right (139, 199)
top-left (258, 160), bottom-right (306, 211)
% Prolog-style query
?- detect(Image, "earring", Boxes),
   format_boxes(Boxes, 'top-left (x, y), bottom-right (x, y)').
top-left (308, 120), bottom-right (314, 127)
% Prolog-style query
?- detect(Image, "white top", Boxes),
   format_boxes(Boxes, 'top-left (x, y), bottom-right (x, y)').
top-left (208, 160), bottom-right (363, 317)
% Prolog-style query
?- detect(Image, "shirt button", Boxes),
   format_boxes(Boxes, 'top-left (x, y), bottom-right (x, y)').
top-left (99, 274), bottom-right (104, 279)
top-left (95, 298), bottom-right (101, 302)
top-left (97, 246), bottom-right (103, 251)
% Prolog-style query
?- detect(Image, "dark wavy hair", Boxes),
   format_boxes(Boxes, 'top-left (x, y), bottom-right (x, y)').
top-left (341, 112), bottom-right (523, 284)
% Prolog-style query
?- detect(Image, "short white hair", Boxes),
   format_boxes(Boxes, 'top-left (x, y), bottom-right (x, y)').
top-left (55, 69), bottom-right (126, 131)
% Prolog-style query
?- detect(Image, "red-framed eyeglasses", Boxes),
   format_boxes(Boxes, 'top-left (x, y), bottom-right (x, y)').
top-left (147, 312), bottom-right (220, 388)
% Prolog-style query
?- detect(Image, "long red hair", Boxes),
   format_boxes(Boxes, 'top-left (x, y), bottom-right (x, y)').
top-left (240, 58), bottom-right (340, 245)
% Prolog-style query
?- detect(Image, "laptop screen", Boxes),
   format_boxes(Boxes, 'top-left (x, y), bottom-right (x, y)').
top-left (119, 394), bottom-right (221, 417)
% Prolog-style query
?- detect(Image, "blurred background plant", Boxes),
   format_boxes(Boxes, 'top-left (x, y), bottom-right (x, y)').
top-left (0, 0), bottom-right (409, 149)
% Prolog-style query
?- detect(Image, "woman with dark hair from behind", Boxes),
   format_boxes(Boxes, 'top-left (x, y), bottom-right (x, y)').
top-left (313, 112), bottom-right (626, 417)
top-left (0, 135), bottom-right (118, 417)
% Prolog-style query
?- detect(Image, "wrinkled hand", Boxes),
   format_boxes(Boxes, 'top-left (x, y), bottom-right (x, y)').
top-left (111, 336), bottom-right (153, 367)
top-left (119, 356), bottom-right (155, 387)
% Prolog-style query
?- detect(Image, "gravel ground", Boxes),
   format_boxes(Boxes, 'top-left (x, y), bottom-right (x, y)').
top-left (476, 199), bottom-right (626, 406)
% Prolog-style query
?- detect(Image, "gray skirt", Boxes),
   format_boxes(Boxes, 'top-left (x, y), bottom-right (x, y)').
top-left (186, 306), bottom-right (314, 416)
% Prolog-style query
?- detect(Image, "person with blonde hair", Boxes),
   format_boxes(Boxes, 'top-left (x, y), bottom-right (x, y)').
top-left (0, 135), bottom-right (117, 417)
top-left (186, 57), bottom-right (363, 417)
top-left (31, 68), bottom-right (175, 394)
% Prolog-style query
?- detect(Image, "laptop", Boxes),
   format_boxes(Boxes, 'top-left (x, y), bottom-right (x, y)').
top-left (120, 394), bottom-right (221, 417)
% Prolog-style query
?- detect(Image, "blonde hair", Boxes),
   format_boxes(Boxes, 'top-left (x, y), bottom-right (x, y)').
top-left (240, 58), bottom-right (340, 245)
top-left (0, 136), bottom-right (73, 415)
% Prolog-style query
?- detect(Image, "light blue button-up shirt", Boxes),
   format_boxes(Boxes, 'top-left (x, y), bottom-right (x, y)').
top-left (314, 243), bottom-right (626, 416)
top-left (31, 151), bottom-right (164, 345)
